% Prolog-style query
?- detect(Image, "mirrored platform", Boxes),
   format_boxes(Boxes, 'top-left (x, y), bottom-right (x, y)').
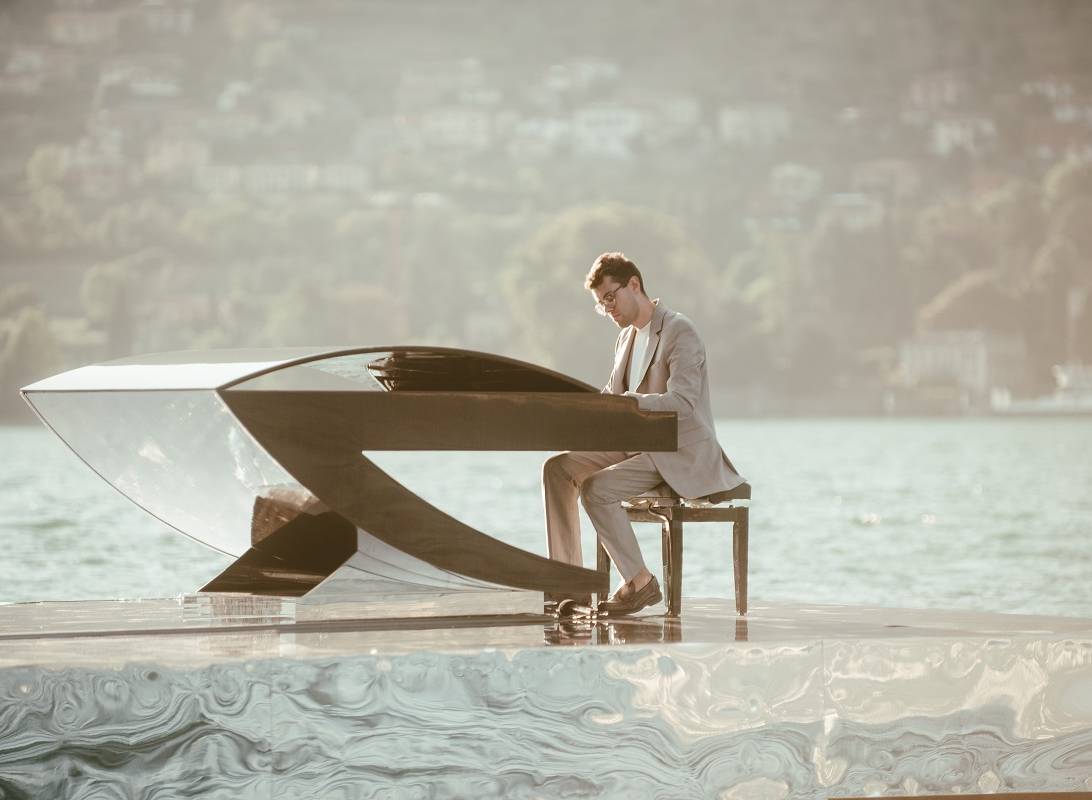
top-left (3, 598), bottom-right (1091, 797)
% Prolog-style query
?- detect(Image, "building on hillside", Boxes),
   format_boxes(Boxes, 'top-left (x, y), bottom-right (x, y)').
top-left (419, 107), bottom-right (492, 151)
top-left (46, 10), bottom-right (120, 46)
top-left (823, 193), bottom-right (885, 232)
top-left (1, 45), bottom-right (70, 95)
top-left (851, 159), bottom-right (920, 201)
top-left (195, 162), bottom-right (369, 196)
top-left (901, 71), bottom-right (967, 125)
top-left (571, 104), bottom-right (643, 159)
top-left (717, 104), bottom-right (791, 148)
top-left (897, 330), bottom-right (1027, 404)
top-left (768, 163), bottom-right (822, 209)
top-left (639, 93), bottom-right (702, 149)
top-left (929, 115), bottom-right (997, 158)
top-left (396, 59), bottom-right (487, 114)
top-left (96, 55), bottom-right (183, 103)
top-left (542, 58), bottom-right (620, 95)
top-left (1022, 77), bottom-right (1076, 103)
top-left (138, 0), bottom-right (196, 36)
top-left (1022, 118), bottom-right (1092, 162)
top-left (144, 135), bottom-right (210, 179)
top-left (506, 117), bottom-right (570, 159)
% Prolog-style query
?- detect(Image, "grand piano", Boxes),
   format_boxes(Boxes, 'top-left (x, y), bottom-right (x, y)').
top-left (22, 347), bottom-right (677, 615)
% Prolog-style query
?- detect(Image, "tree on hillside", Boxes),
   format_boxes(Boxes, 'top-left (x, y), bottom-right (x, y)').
top-left (1016, 160), bottom-right (1092, 377)
top-left (1044, 158), bottom-right (1092, 218)
top-left (902, 199), bottom-right (994, 310)
top-left (81, 257), bottom-right (143, 359)
top-left (805, 210), bottom-right (911, 350)
top-left (973, 180), bottom-right (1045, 286)
top-left (502, 204), bottom-right (719, 385)
top-left (24, 145), bottom-right (85, 251)
top-left (917, 268), bottom-right (1024, 335)
top-left (0, 307), bottom-right (61, 421)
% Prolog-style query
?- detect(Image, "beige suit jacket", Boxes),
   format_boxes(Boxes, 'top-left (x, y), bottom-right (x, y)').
top-left (605, 302), bottom-right (744, 499)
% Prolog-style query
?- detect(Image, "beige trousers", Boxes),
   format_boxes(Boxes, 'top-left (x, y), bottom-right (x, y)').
top-left (542, 450), bottom-right (664, 581)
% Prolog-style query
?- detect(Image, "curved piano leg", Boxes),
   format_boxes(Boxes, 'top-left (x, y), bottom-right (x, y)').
top-left (201, 507), bottom-right (357, 595)
top-left (220, 392), bottom-right (607, 598)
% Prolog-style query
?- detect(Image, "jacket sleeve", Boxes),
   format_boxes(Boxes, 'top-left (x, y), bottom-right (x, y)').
top-left (624, 319), bottom-right (703, 419)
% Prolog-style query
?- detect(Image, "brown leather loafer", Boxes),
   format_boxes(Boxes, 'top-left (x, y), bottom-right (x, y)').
top-left (598, 576), bottom-right (662, 616)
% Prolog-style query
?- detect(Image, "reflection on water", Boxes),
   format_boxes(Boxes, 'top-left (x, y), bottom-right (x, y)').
top-left (2, 419), bottom-right (1092, 617)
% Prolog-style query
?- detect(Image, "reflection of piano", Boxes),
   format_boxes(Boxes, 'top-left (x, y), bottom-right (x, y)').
top-left (22, 346), bottom-right (677, 610)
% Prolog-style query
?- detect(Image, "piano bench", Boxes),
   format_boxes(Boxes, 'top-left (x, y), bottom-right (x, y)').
top-left (597, 482), bottom-right (751, 618)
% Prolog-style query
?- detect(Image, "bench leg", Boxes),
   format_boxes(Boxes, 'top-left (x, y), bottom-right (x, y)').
top-left (733, 508), bottom-right (749, 616)
top-left (596, 542), bottom-right (611, 601)
top-left (660, 518), bottom-right (683, 618)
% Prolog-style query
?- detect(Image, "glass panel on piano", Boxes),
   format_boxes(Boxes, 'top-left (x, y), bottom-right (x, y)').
top-left (23, 387), bottom-right (503, 594)
top-left (24, 389), bottom-right (293, 558)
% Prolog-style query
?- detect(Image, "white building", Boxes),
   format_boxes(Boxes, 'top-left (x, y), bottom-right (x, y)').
top-left (419, 108), bottom-right (492, 151)
top-left (825, 193), bottom-right (885, 232)
top-left (507, 117), bottom-right (570, 159)
top-left (929, 116), bottom-right (997, 157)
top-left (543, 58), bottom-right (620, 94)
top-left (899, 330), bottom-right (1026, 396)
top-left (46, 11), bottom-right (120, 46)
top-left (768, 163), bottom-right (822, 207)
top-left (717, 104), bottom-right (791, 147)
top-left (396, 59), bottom-right (487, 113)
top-left (139, 0), bottom-right (195, 36)
top-left (572, 104), bottom-right (643, 159)
top-left (641, 94), bottom-right (702, 148)
top-left (851, 159), bottom-right (921, 200)
top-left (144, 136), bottom-right (210, 177)
top-left (901, 71), bottom-right (966, 125)
top-left (1022, 77), bottom-right (1075, 103)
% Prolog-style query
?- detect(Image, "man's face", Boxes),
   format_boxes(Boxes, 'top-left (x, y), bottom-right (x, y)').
top-left (591, 276), bottom-right (638, 328)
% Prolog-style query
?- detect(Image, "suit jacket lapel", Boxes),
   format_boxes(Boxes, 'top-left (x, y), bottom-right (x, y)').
top-left (632, 303), bottom-right (665, 392)
top-left (608, 327), bottom-right (636, 394)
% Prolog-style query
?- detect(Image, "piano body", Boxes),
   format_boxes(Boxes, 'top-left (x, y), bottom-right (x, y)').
top-left (22, 347), bottom-right (677, 614)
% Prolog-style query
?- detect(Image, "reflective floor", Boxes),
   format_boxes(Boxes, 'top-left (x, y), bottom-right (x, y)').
top-left (3, 597), bottom-right (1092, 798)
top-left (2, 594), bottom-right (1091, 669)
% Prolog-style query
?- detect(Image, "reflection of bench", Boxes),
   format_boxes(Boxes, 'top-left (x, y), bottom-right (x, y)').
top-left (597, 482), bottom-right (751, 618)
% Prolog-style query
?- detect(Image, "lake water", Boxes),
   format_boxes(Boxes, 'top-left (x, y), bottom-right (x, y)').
top-left (2, 419), bottom-right (1090, 617)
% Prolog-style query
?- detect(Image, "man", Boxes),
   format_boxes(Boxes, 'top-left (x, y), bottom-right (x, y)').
top-left (542, 252), bottom-right (745, 615)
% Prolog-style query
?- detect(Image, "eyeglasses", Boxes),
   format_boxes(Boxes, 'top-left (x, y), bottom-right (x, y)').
top-left (593, 284), bottom-right (628, 316)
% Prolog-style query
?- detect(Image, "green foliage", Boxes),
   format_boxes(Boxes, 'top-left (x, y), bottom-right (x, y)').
top-left (79, 253), bottom-right (156, 358)
top-left (253, 279), bottom-right (406, 347)
top-left (0, 284), bottom-right (42, 318)
top-left (1044, 158), bottom-right (1092, 216)
top-left (918, 269), bottom-right (1024, 335)
top-left (0, 307), bottom-right (62, 420)
top-left (502, 203), bottom-right (718, 384)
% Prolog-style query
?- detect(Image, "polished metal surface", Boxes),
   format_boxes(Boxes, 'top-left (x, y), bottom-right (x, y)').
top-left (1, 598), bottom-right (1091, 797)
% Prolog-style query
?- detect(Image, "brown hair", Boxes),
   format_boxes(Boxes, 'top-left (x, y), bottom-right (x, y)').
top-left (584, 252), bottom-right (646, 295)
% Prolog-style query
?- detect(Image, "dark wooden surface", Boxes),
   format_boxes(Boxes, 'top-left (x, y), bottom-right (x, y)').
top-left (225, 389), bottom-right (677, 452)
top-left (625, 506), bottom-right (747, 523)
top-left (201, 510), bottom-right (357, 595)
top-left (220, 389), bottom-right (674, 595)
top-left (617, 501), bottom-right (750, 617)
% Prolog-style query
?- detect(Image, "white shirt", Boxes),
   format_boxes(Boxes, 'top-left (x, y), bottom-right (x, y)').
top-left (627, 319), bottom-right (651, 391)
